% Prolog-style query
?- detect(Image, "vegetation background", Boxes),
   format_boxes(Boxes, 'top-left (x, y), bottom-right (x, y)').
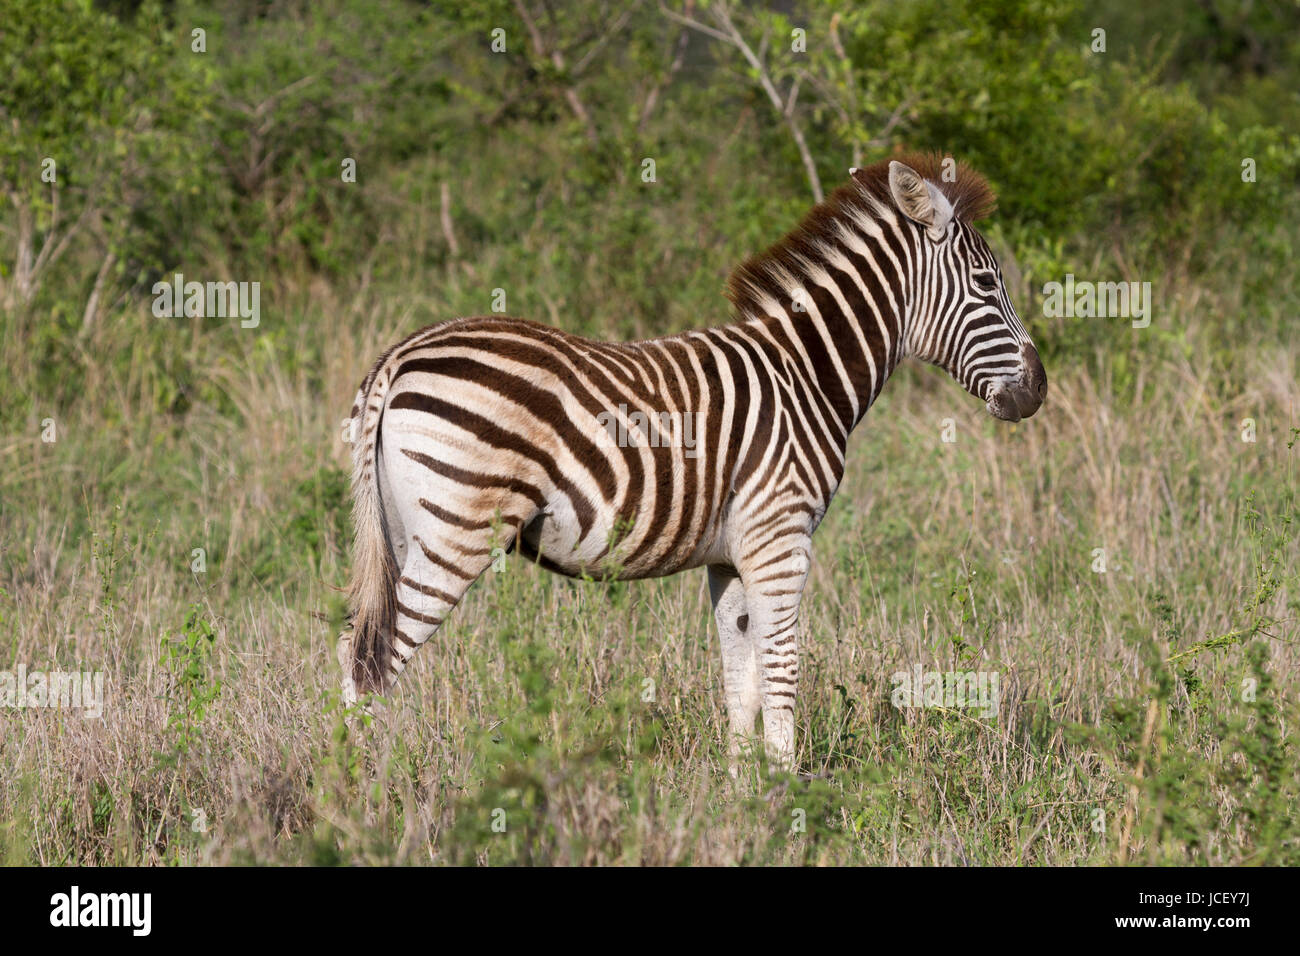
top-left (1, 0), bottom-right (1298, 865)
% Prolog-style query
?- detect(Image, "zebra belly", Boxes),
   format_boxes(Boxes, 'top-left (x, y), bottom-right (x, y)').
top-left (516, 494), bottom-right (722, 580)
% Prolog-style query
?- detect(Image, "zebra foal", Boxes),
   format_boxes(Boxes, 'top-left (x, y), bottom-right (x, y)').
top-left (339, 154), bottom-right (1046, 774)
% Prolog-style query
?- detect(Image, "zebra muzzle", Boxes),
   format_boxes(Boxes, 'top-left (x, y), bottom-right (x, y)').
top-left (987, 344), bottom-right (1047, 422)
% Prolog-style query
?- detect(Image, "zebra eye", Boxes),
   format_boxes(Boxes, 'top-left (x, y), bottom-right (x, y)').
top-left (974, 272), bottom-right (998, 291)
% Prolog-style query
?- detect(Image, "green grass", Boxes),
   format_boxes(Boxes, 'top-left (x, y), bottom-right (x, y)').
top-left (2, 0), bottom-right (1299, 866)
top-left (1, 263), bottom-right (1297, 864)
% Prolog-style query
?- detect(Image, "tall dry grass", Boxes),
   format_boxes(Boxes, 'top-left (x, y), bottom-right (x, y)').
top-left (1, 266), bottom-right (1296, 865)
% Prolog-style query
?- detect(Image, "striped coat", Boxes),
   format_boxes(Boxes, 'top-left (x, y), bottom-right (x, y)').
top-left (340, 154), bottom-right (1046, 773)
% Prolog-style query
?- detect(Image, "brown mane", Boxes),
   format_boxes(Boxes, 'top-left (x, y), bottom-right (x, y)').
top-left (725, 152), bottom-right (997, 319)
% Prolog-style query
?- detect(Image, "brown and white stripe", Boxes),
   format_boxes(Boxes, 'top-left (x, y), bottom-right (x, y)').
top-left (339, 154), bottom-right (1046, 773)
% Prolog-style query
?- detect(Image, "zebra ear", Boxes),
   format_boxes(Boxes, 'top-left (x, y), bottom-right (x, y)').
top-left (888, 160), bottom-right (954, 241)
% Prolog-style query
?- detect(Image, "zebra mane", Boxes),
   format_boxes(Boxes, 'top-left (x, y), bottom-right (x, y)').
top-left (725, 152), bottom-right (997, 320)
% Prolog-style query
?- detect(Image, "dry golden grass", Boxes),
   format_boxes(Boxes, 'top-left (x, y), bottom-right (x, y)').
top-left (1, 272), bottom-right (1296, 865)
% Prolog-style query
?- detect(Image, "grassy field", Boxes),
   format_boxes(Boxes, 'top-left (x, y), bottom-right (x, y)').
top-left (2, 0), bottom-right (1298, 866)
top-left (2, 262), bottom-right (1297, 865)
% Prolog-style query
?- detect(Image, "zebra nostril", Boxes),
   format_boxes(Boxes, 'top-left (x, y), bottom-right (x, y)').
top-left (1019, 343), bottom-right (1046, 403)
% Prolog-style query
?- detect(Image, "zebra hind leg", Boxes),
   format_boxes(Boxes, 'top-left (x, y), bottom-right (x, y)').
top-left (382, 531), bottom-right (500, 690)
top-left (341, 498), bottom-right (531, 707)
top-left (335, 530), bottom-right (491, 712)
top-left (707, 565), bottom-right (762, 779)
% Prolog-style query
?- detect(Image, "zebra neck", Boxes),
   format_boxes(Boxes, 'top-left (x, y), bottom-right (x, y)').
top-left (726, 203), bottom-right (916, 437)
top-left (747, 289), bottom-right (906, 437)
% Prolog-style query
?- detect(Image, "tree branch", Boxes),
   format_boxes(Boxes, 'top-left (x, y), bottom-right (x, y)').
top-left (659, 1), bottom-right (823, 202)
top-left (513, 0), bottom-right (600, 146)
top-left (638, 0), bottom-right (692, 134)
top-left (572, 1), bottom-right (643, 76)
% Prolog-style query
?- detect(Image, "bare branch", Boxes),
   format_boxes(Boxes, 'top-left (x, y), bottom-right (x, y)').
top-left (28, 189), bottom-right (97, 300)
top-left (439, 182), bottom-right (460, 258)
top-left (864, 94), bottom-right (915, 150)
top-left (829, 11), bottom-right (848, 61)
top-left (664, 1), bottom-right (823, 201)
top-left (784, 77), bottom-right (801, 118)
top-left (572, 0), bottom-right (643, 76)
top-left (638, 1), bottom-right (692, 135)
top-left (656, 1), bottom-right (733, 45)
top-left (514, 0), bottom-right (600, 146)
top-left (80, 250), bottom-right (117, 337)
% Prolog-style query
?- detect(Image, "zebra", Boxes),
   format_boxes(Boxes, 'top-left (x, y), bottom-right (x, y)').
top-left (338, 154), bottom-right (1046, 774)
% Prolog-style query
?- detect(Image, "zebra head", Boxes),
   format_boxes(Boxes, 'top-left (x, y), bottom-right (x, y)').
top-left (887, 159), bottom-right (1047, 423)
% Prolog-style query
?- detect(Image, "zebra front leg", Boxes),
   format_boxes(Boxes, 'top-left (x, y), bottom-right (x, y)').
top-left (707, 564), bottom-right (761, 777)
top-left (739, 538), bottom-right (812, 773)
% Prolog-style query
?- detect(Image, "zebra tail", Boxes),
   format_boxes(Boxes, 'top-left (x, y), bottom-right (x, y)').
top-left (346, 363), bottom-right (398, 697)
